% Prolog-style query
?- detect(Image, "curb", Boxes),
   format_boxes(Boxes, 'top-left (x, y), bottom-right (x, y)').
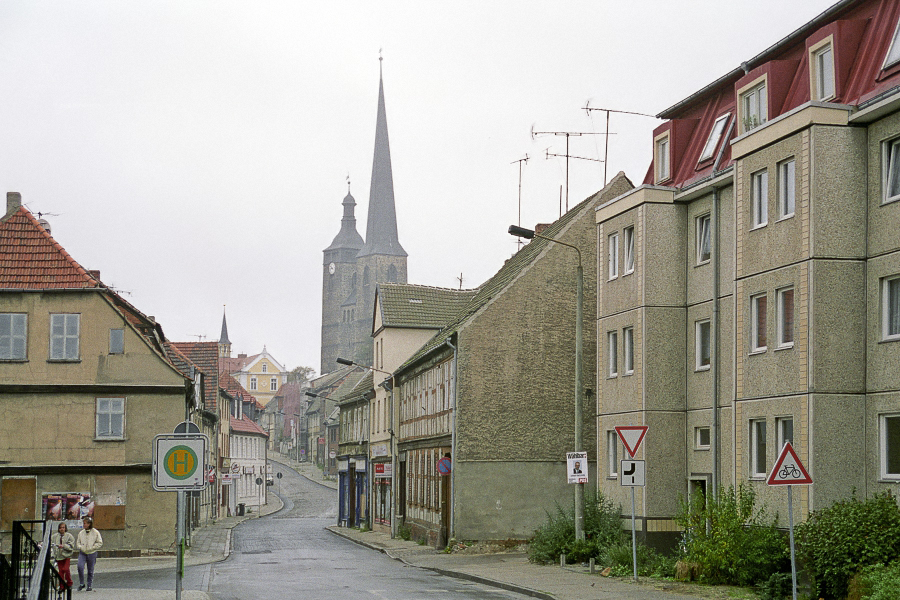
top-left (325, 528), bottom-right (555, 600)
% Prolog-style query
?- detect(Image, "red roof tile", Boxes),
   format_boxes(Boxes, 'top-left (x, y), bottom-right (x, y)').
top-left (0, 206), bottom-right (101, 289)
top-left (230, 415), bottom-right (268, 437)
top-left (171, 342), bottom-right (221, 412)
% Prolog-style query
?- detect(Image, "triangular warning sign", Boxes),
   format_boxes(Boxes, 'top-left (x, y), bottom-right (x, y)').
top-left (615, 425), bottom-right (648, 458)
top-left (767, 442), bottom-right (813, 486)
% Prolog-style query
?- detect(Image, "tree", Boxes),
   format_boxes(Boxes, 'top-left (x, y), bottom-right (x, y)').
top-left (287, 365), bottom-right (316, 386)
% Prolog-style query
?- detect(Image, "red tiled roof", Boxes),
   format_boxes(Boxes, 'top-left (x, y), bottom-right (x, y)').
top-left (171, 342), bottom-right (220, 412)
top-left (221, 354), bottom-right (256, 374)
top-left (230, 415), bottom-right (268, 437)
top-left (0, 206), bottom-right (101, 289)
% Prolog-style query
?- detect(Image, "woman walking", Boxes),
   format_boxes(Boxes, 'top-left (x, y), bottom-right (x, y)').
top-left (51, 522), bottom-right (75, 591)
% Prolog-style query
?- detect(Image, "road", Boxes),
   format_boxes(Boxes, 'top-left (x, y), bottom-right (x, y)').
top-left (101, 460), bottom-right (532, 599)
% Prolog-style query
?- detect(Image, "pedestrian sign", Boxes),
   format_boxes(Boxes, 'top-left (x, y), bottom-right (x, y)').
top-left (615, 426), bottom-right (648, 458)
top-left (152, 434), bottom-right (208, 491)
top-left (767, 442), bottom-right (812, 486)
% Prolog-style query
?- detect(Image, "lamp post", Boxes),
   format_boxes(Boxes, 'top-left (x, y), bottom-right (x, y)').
top-left (508, 224), bottom-right (585, 541)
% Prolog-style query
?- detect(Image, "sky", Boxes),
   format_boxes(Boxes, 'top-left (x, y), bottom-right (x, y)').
top-left (0, 1), bottom-right (838, 374)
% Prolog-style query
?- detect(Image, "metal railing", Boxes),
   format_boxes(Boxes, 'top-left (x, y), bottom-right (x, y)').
top-left (2, 521), bottom-right (71, 600)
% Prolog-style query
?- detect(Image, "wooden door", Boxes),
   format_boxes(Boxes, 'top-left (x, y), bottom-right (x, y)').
top-left (1, 478), bottom-right (36, 531)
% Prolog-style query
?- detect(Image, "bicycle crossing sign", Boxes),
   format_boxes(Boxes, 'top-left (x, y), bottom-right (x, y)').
top-left (767, 442), bottom-right (812, 486)
top-left (152, 434), bottom-right (208, 491)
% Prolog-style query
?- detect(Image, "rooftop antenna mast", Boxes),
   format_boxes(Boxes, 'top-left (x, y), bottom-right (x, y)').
top-left (531, 126), bottom-right (610, 213)
top-left (456, 273), bottom-right (464, 290)
top-left (510, 154), bottom-right (529, 251)
top-left (583, 102), bottom-right (660, 186)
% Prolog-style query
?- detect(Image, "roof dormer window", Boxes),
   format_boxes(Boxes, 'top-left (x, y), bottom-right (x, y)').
top-left (884, 17), bottom-right (900, 69)
top-left (655, 133), bottom-right (671, 183)
top-left (811, 38), bottom-right (835, 100)
top-left (699, 113), bottom-right (730, 162)
top-left (740, 80), bottom-right (767, 133)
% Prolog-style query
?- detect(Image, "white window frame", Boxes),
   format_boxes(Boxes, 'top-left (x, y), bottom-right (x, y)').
top-left (776, 416), bottom-right (794, 452)
top-left (751, 169), bottom-right (768, 228)
top-left (751, 293), bottom-right (768, 353)
top-left (813, 43), bottom-right (835, 101)
top-left (741, 81), bottom-right (768, 132)
top-left (96, 397), bottom-right (125, 440)
top-left (882, 137), bottom-right (900, 205)
top-left (883, 275), bottom-right (900, 341)
top-left (607, 331), bottom-right (618, 378)
top-left (623, 327), bottom-right (634, 375)
top-left (695, 426), bottom-right (711, 450)
top-left (608, 233), bottom-right (619, 280)
top-left (696, 214), bottom-right (711, 264)
top-left (695, 319), bottom-right (711, 371)
top-left (778, 159), bottom-right (795, 219)
top-left (886, 17), bottom-right (900, 69)
top-left (655, 134), bottom-right (670, 182)
top-left (262, 363), bottom-right (267, 373)
top-left (49, 313), bottom-right (80, 361)
top-left (623, 226), bottom-right (635, 274)
top-left (270, 377), bottom-right (277, 391)
top-left (699, 113), bottom-right (730, 162)
top-left (0, 313), bottom-right (27, 361)
top-left (607, 430), bottom-right (619, 478)
top-left (750, 419), bottom-right (767, 478)
top-left (250, 376), bottom-right (258, 391)
top-left (777, 287), bottom-right (795, 348)
top-left (880, 413), bottom-right (900, 480)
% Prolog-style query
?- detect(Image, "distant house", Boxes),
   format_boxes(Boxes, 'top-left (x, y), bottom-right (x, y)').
top-left (0, 193), bottom-right (193, 553)
top-left (337, 371), bottom-right (372, 527)
top-left (221, 347), bottom-right (287, 409)
top-left (229, 412), bottom-right (268, 514)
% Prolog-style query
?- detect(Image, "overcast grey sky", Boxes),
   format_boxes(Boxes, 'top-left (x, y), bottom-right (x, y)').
top-left (0, 1), bottom-right (836, 373)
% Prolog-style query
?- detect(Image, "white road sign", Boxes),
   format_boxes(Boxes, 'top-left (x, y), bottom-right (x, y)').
top-left (620, 460), bottom-right (645, 487)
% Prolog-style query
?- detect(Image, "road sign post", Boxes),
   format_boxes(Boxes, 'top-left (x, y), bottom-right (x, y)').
top-left (615, 425), bottom-right (648, 582)
top-left (767, 442), bottom-right (812, 600)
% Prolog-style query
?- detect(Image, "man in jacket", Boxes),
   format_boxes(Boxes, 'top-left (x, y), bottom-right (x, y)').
top-left (76, 516), bottom-right (103, 591)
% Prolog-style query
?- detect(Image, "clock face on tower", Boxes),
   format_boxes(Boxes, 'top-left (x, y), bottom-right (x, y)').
top-left (328, 262), bottom-right (336, 275)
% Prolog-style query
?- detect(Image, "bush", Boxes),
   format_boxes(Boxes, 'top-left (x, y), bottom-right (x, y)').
top-left (853, 562), bottom-right (900, 600)
top-left (604, 542), bottom-right (676, 578)
top-left (797, 491), bottom-right (900, 600)
top-left (397, 523), bottom-right (411, 541)
top-left (675, 485), bottom-right (789, 587)
top-left (528, 490), bottom-right (624, 565)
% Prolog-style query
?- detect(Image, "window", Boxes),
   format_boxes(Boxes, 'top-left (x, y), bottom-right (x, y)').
top-left (881, 414), bottom-right (900, 479)
top-left (777, 417), bottom-right (794, 451)
top-left (751, 169), bottom-right (768, 227)
top-left (695, 426), bottom-right (711, 449)
top-left (696, 319), bottom-right (711, 370)
top-left (49, 313), bottom-right (80, 361)
top-left (96, 397), bottom-right (125, 439)
top-left (697, 214), bottom-right (711, 264)
top-left (751, 419), bottom-right (767, 478)
top-left (885, 18), bottom-right (900, 69)
top-left (741, 82), bottom-right (767, 132)
top-left (813, 44), bottom-right (835, 100)
top-left (778, 159), bottom-right (795, 218)
top-left (608, 233), bottom-right (619, 280)
top-left (250, 377), bottom-right (257, 391)
top-left (751, 293), bottom-right (767, 352)
top-left (607, 331), bottom-right (618, 377)
top-left (0, 313), bottom-right (27, 360)
top-left (109, 329), bottom-right (124, 355)
top-left (883, 276), bottom-right (900, 340)
top-left (883, 138), bottom-right (900, 204)
top-left (607, 431), bottom-right (618, 478)
top-left (262, 363), bottom-right (267, 373)
top-left (777, 287), bottom-right (794, 347)
top-left (699, 114), bottom-right (730, 162)
top-left (623, 226), bottom-right (635, 274)
top-left (623, 327), bottom-right (634, 375)
top-left (271, 377), bottom-right (277, 391)
top-left (656, 135), bottom-right (670, 182)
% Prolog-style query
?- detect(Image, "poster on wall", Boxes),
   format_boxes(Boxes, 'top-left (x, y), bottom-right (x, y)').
top-left (42, 493), bottom-right (94, 527)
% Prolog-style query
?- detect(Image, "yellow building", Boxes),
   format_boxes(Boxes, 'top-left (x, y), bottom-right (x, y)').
top-left (222, 348), bottom-right (287, 408)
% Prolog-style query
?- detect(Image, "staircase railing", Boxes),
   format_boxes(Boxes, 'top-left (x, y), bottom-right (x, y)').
top-left (4, 521), bottom-right (71, 600)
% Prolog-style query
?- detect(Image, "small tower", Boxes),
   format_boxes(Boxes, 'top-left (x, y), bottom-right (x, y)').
top-left (218, 308), bottom-right (231, 358)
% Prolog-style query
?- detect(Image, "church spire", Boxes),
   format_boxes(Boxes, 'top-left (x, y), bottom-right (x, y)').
top-left (218, 306), bottom-right (231, 358)
top-left (358, 58), bottom-right (407, 258)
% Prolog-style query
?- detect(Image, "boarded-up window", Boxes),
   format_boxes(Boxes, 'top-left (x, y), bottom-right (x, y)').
top-left (1, 478), bottom-right (36, 531)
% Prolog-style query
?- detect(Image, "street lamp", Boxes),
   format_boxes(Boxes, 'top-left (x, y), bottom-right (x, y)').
top-left (508, 224), bottom-right (585, 541)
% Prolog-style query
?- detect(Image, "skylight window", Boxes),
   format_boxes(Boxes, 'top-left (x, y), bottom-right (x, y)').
top-left (699, 114), bottom-right (730, 162)
top-left (885, 17), bottom-right (900, 69)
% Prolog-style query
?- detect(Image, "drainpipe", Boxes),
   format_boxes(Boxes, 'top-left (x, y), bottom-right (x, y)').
top-left (445, 338), bottom-right (458, 540)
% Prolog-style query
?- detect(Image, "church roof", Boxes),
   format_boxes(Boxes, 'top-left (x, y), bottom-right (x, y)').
top-left (219, 311), bottom-right (230, 345)
top-left (358, 66), bottom-right (406, 258)
top-left (324, 192), bottom-right (365, 252)
top-left (377, 283), bottom-right (477, 330)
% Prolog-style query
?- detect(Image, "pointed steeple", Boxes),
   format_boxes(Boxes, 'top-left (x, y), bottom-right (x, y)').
top-left (218, 307), bottom-right (231, 358)
top-left (358, 59), bottom-right (407, 258)
top-left (324, 184), bottom-right (364, 251)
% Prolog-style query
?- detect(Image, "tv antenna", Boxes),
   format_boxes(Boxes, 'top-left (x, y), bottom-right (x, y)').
top-left (583, 102), bottom-right (660, 185)
top-left (191, 334), bottom-right (207, 341)
top-left (510, 154), bottom-right (529, 251)
top-left (531, 126), bottom-right (610, 212)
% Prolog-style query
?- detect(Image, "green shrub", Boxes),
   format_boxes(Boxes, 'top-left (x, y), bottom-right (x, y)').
top-left (528, 490), bottom-right (624, 565)
top-left (675, 485), bottom-right (789, 587)
top-left (604, 542), bottom-right (676, 578)
top-left (397, 523), bottom-right (411, 541)
top-left (797, 491), bottom-right (900, 600)
top-left (756, 572), bottom-right (792, 600)
top-left (857, 562), bottom-right (900, 600)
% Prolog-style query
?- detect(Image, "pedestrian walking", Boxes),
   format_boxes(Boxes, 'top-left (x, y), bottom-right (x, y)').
top-left (51, 522), bottom-right (75, 591)
top-left (76, 516), bottom-right (103, 591)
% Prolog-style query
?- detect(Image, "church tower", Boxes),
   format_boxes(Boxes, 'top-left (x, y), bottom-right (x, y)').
top-left (354, 58), bottom-right (407, 366)
top-left (218, 308), bottom-right (231, 358)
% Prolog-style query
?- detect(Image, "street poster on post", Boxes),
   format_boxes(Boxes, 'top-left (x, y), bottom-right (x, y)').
top-left (566, 451), bottom-right (588, 484)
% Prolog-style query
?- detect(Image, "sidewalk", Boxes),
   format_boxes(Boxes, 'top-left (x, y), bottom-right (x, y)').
top-left (326, 527), bottom-right (742, 600)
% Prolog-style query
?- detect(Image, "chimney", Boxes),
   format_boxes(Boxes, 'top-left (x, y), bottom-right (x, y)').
top-left (6, 192), bottom-right (21, 217)
top-left (88, 270), bottom-right (101, 281)
top-left (535, 223), bottom-right (551, 235)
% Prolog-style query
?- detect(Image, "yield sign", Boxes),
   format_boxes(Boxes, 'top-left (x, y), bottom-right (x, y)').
top-left (615, 425), bottom-right (648, 458)
top-left (767, 442), bottom-right (812, 486)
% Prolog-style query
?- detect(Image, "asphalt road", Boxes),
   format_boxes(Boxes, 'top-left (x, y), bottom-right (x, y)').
top-left (101, 460), bottom-right (533, 599)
